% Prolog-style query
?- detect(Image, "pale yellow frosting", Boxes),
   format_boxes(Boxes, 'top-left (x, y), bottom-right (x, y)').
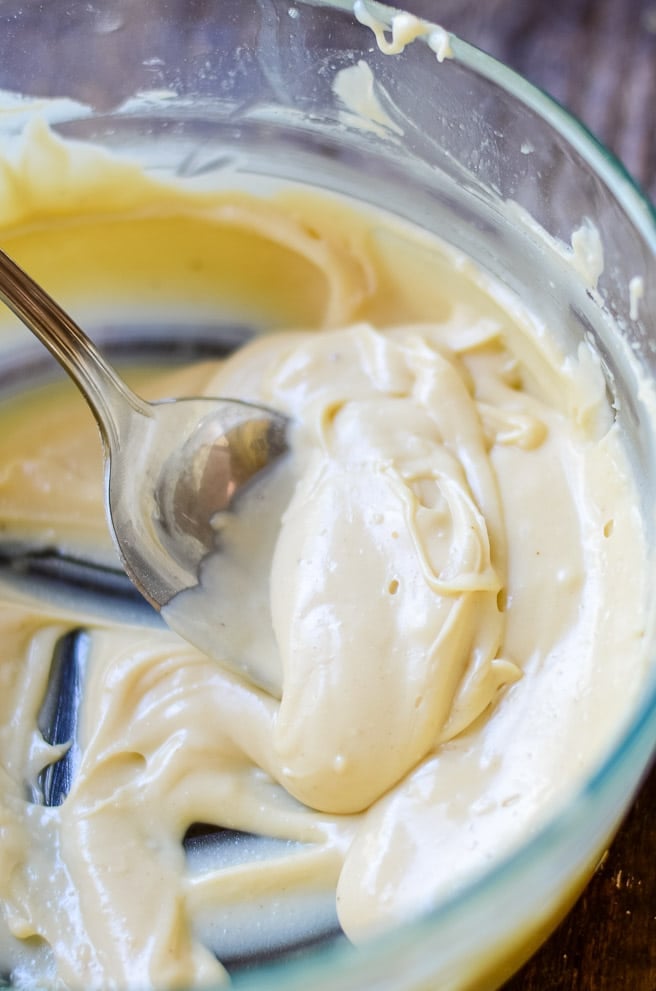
top-left (0, 123), bottom-right (649, 988)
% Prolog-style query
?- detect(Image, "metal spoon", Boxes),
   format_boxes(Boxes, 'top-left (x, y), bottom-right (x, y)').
top-left (0, 249), bottom-right (288, 680)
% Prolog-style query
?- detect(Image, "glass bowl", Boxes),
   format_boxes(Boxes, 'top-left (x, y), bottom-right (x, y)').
top-left (0, 1), bottom-right (654, 989)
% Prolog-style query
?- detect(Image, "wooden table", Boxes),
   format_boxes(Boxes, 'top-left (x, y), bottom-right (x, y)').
top-left (405, 2), bottom-right (656, 988)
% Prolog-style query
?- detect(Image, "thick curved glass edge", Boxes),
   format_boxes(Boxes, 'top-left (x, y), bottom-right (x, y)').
top-left (298, 0), bottom-right (655, 226)
top-left (448, 36), bottom-right (656, 228)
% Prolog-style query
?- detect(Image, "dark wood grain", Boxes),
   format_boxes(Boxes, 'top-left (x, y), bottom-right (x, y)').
top-left (404, 3), bottom-right (656, 989)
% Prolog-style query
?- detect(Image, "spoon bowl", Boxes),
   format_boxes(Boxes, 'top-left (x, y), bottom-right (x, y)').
top-left (0, 248), bottom-right (288, 680)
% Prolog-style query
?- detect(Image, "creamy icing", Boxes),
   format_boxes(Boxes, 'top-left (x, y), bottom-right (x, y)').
top-left (630, 274), bottom-right (645, 321)
top-left (0, 123), bottom-right (650, 989)
top-left (353, 1), bottom-right (453, 62)
top-left (333, 60), bottom-right (404, 137)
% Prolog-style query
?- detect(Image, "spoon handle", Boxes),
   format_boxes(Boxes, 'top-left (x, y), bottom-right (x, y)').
top-left (0, 248), bottom-right (148, 447)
